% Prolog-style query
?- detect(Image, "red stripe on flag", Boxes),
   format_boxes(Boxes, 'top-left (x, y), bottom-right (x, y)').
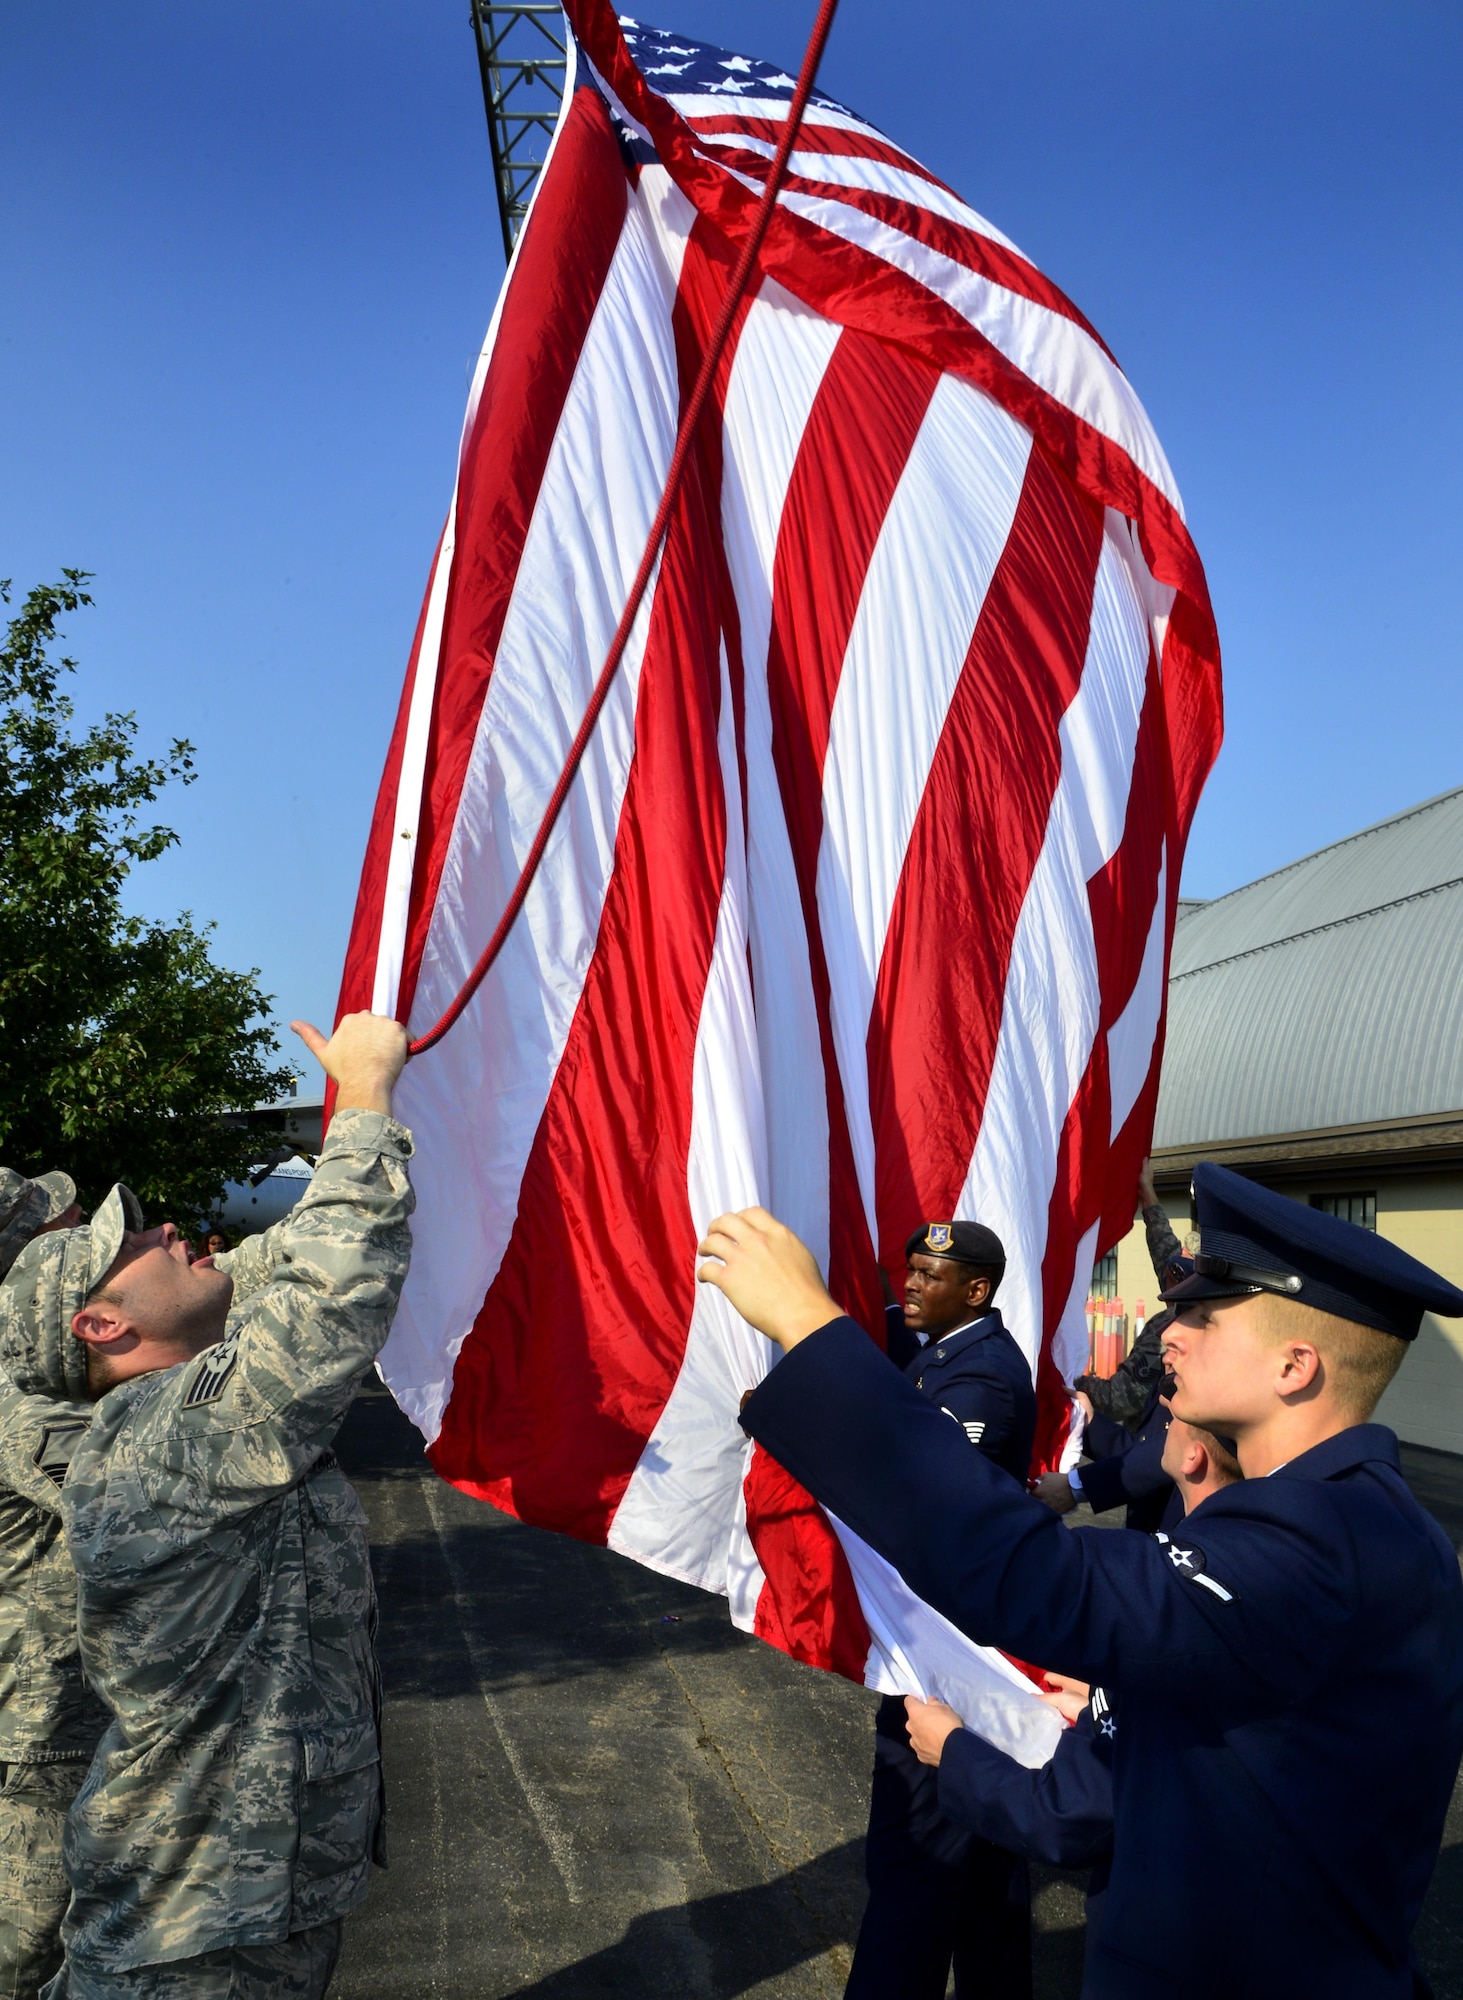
top-left (333, 522), bottom-right (446, 1031)
top-left (867, 446), bottom-right (1104, 1268)
top-left (393, 85), bottom-right (633, 1028)
top-left (426, 226), bottom-right (741, 1538)
top-left (693, 143), bottom-right (1117, 361)
top-left (763, 329), bottom-right (941, 1322)
top-left (1032, 658), bottom-right (1171, 1469)
top-left (739, 331), bottom-right (938, 1677)
top-left (744, 1444), bottom-right (871, 1679)
top-left (685, 111), bottom-right (959, 197)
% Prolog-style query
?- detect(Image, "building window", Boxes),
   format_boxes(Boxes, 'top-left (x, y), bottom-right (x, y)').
top-left (1310, 1191), bottom-right (1376, 1232)
top-left (1091, 1249), bottom-right (1118, 1300)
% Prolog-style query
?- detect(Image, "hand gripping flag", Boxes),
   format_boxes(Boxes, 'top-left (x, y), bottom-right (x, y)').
top-left (336, 6), bottom-right (1221, 1763)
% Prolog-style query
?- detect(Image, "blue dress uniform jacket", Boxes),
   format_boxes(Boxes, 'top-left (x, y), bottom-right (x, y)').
top-left (886, 1306), bottom-right (1036, 1483)
top-left (742, 1320), bottom-right (1463, 2000)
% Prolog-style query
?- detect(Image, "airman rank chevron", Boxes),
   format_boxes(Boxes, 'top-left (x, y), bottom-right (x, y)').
top-left (184, 1330), bottom-right (240, 1409)
top-left (33, 1417), bottom-right (89, 1487)
top-left (1154, 1531), bottom-right (1235, 1602)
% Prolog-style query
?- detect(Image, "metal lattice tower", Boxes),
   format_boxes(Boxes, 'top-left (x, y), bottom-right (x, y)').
top-left (469, 3), bottom-right (569, 257)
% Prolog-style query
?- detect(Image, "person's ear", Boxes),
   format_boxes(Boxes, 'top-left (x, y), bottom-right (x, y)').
top-left (1185, 1441), bottom-right (1208, 1482)
top-left (1276, 1341), bottom-right (1322, 1400)
top-left (71, 1303), bottom-right (130, 1349)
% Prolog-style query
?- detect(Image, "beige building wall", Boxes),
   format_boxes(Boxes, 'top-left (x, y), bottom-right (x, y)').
top-left (1109, 1201), bottom-right (1190, 1335)
top-left (1369, 1172), bottom-right (1463, 1456)
top-left (1094, 1171), bottom-right (1463, 1456)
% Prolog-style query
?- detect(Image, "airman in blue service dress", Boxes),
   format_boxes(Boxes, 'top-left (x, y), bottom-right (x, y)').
top-left (848, 1221), bottom-right (1037, 2000)
top-left (741, 1167), bottom-right (1463, 2000)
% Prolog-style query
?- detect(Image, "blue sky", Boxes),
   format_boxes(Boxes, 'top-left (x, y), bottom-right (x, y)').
top-left (4, 2), bottom-right (1460, 1092)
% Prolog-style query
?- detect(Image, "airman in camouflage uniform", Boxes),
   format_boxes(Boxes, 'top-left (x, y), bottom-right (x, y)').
top-left (0, 1171), bottom-right (82, 1282)
top-left (3, 1014), bottom-right (413, 2000)
top-left (0, 1167), bottom-right (106, 2000)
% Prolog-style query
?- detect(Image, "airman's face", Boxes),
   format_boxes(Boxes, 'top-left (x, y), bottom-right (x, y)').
top-left (904, 1253), bottom-right (991, 1337)
top-left (1163, 1297), bottom-right (1274, 1435)
top-left (90, 1224), bottom-right (233, 1345)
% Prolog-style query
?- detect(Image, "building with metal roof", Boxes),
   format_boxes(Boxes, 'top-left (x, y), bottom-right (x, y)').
top-left (1110, 785), bottom-right (1463, 1454)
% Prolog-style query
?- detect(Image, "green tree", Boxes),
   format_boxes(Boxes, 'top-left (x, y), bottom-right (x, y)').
top-left (0, 573), bottom-right (297, 1228)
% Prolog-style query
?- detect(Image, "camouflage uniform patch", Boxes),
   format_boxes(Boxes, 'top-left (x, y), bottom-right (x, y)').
top-left (38, 1917), bottom-right (342, 1999)
top-left (58, 1110), bottom-right (414, 1975)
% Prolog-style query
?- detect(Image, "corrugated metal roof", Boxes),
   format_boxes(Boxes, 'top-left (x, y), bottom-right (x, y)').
top-left (1155, 787), bottom-right (1463, 1145)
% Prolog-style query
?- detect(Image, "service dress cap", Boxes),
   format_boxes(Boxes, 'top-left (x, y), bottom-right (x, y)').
top-left (904, 1219), bottom-right (1007, 1270)
top-left (0, 1166), bottom-right (78, 1281)
top-left (0, 1184), bottom-right (145, 1398)
top-left (1160, 1162), bottom-right (1463, 1340)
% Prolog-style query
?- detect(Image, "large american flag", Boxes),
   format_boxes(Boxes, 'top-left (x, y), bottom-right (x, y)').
top-left (336, 2), bottom-right (1221, 1750)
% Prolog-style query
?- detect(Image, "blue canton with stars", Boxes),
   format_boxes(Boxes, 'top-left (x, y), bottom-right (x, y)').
top-left (614, 16), bottom-right (863, 123)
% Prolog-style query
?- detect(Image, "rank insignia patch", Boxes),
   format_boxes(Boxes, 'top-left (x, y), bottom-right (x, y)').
top-left (184, 1332), bottom-right (240, 1409)
top-left (33, 1418), bottom-right (88, 1487)
top-left (1154, 1531), bottom-right (1235, 1602)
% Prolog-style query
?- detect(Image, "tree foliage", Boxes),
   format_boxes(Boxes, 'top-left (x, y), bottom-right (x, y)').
top-left (0, 574), bottom-right (296, 1227)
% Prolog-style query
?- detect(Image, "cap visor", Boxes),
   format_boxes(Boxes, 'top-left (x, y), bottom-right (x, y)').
top-left (34, 1172), bottom-right (77, 1224)
top-left (1159, 1271), bottom-right (1257, 1306)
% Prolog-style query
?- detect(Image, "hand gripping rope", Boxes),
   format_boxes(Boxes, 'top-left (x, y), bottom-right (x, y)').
top-left (407, 0), bottom-right (841, 1057)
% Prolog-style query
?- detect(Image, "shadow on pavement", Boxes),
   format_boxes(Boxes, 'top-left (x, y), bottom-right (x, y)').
top-left (497, 1843), bottom-right (863, 2000)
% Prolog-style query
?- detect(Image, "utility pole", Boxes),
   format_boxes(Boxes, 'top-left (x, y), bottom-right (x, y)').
top-left (469, 3), bottom-right (569, 258)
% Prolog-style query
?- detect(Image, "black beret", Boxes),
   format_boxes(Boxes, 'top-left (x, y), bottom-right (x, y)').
top-left (904, 1220), bottom-right (1006, 1270)
top-left (1160, 1163), bottom-right (1463, 1341)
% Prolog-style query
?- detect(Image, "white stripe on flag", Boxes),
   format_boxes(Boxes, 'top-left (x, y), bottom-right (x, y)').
top-left (828, 1514), bottom-right (1065, 1769)
top-left (380, 172), bottom-right (696, 1440)
top-left (1108, 842), bottom-right (1169, 1143)
top-left (957, 525), bottom-right (1152, 1370)
top-left (769, 182), bottom-right (1183, 515)
top-left (692, 128), bottom-right (1031, 260)
top-left (607, 639), bottom-right (773, 1593)
top-left (718, 281), bottom-right (841, 1269)
top-left (372, 510), bottom-right (456, 1018)
top-left (817, 374), bottom-right (1032, 1230)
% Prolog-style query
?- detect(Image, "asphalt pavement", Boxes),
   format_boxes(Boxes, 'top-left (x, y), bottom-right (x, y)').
top-left (330, 1382), bottom-right (1463, 1999)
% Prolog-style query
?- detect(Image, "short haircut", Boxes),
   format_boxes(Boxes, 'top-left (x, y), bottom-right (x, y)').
top-left (1185, 1424), bottom-right (1241, 1485)
top-left (1250, 1292), bottom-right (1407, 1420)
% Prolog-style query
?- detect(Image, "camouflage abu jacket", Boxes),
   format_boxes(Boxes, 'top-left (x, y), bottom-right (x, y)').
top-left (58, 1109), bottom-right (414, 1973)
top-left (0, 1380), bottom-right (109, 1764)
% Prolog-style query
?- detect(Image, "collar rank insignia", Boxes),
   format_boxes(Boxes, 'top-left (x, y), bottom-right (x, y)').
top-left (1153, 1531), bottom-right (1236, 1603)
top-left (926, 1224), bottom-right (954, 1254)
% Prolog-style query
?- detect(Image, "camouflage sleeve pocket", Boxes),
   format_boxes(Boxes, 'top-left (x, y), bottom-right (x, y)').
top-left (291, 1715), bottom-right (383, 1929)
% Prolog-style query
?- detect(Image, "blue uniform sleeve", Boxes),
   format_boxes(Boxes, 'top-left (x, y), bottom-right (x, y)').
top-left (937, 1714), bottom-right (1113, 1867)
top-left (741, 1319), bottom-right (1359, 1702)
